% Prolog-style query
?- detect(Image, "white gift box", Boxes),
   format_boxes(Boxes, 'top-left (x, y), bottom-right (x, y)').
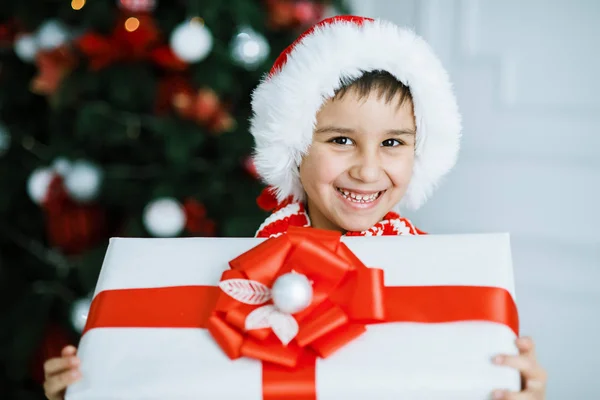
top-left (66, 233), bottom-right (520, 400)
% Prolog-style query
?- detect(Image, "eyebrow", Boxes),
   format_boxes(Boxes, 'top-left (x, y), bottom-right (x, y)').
top-left (314, 126), bottom-right (416, 136)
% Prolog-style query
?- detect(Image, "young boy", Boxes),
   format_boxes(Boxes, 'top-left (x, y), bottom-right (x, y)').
top-left (43, 16), bottom-right (547, 400)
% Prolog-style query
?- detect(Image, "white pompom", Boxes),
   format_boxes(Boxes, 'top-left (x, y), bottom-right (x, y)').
top-left (170, 20), bottom-right (213, 62)
top-left (64, 160), bottom-right (103, 202)
top-left (230, 26), bottom-right (270, 70)
top-left (143, 197), bottom-right (186, 237)
top-left (36, 20), bottom-right (69, 50)
top-left (14, 34), bottom-right (39, 62)
top-left (271, 273), bottom-right (313, 314)
top-left (71, 297), bottom-right (92, 333)
top-left (27, 167), bottom-right (55, 204)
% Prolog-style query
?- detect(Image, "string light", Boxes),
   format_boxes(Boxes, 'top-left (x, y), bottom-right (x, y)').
top-left (125, 17), bottom-right (140, 32)
top-left (71, 0), bottom-right (85, 10)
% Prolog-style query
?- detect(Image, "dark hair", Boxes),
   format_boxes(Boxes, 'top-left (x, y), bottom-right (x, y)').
top-left (334, 70), bottom-right (412, 108)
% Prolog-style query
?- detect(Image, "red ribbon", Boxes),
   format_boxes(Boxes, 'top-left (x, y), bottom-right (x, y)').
top-left (84, 226), bottom-right (519, 400)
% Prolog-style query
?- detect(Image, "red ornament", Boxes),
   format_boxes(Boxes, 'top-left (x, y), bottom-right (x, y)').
top-left (267, 0), bottom-right (296, 29)
top-left (208, 109), bottom-right (235, 134)
top-left (42, 175), bottom-right (107, 255)
top-left (194, 88), bottom-right (220, 123)
top-left (183, 198), bottom-right (217, 236)
top-left (294, 0), bottom-right (325, 25)
top-left (265, 0), bottom-right (325, 29)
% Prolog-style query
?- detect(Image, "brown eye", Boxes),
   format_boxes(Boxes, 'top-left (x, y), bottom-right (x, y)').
top-left (381, 139), bottom-right (403, 147)
top-left (329, 137), bottom-right (355, 145)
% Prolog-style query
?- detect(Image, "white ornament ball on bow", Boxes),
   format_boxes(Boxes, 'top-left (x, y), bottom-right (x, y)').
top-left (170, 19), bottom-right (213, 62)
top-left (271, 273), bottom-right (313, 314)
top-left (230, 26), bottom-right (270, 70)
top-left (36, 20), bottom-right (69, 50)
top-left (27, 167), bottom-right (55, 204)
top-left (71, 297), bottom-right (92, 333)
top-left (14, 34), bottom-right (39, 62)
top-left (64, 160), bottom-right (103, 202)
top-left (143, 197), bottom-right (186, 237)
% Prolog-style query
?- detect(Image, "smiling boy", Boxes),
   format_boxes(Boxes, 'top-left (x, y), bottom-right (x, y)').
top-left (43, 15), bottom-right (547, 400)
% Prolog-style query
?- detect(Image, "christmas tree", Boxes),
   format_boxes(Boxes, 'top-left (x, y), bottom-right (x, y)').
top-left (0, 0), bottom-right (347, 397)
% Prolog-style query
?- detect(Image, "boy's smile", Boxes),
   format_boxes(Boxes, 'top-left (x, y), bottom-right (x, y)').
top-left (299, 88), bottom-right (416, 233)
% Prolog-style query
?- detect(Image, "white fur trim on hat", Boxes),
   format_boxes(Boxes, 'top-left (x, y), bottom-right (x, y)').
top-left (249, 16), bottom-right (462, 210)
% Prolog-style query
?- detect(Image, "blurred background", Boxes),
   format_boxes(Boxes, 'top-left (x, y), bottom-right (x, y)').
top-left (0, 0), bottom-right (597, 399)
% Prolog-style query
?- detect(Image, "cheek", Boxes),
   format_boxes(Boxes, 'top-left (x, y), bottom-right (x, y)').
top-left (300, 147), bottom-right (345, 188)
top-left (387, 153), bottom-right (415, 188)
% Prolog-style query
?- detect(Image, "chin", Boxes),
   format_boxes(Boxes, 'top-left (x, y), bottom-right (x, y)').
top-left (338, 215), bottom-right (382, 233)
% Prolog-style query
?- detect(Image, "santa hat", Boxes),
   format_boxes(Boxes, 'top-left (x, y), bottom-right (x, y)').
top-left (250, 15), bottom-right (462, 210)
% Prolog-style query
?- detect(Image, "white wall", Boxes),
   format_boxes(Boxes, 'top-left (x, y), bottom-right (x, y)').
top-left (346, 1), bottom-right (600, 398)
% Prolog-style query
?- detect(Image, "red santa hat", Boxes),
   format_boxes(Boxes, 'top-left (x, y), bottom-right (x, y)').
top-left (250, 15), bottom-right (462, 210)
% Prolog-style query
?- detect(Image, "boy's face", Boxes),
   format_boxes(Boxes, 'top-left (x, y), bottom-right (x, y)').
top-left (299, 89), bottom-right (416, 233)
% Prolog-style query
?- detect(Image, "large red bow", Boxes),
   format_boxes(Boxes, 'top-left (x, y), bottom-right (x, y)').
top-left (208, 227), bottom-right (385, 368)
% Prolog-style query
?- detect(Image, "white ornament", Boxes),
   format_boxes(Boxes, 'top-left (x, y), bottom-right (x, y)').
top-left (143, 197), bottom-right (186, 237)
top-left (230, 26), bottom-right (270, 69)
top-left (71, 297), bottom-right (92, 333)
top-left (170, 19), bottom-right (213, 62)
top-left (271, 273), bottom-right (313, 314)
top-left (64, 160), bottom-right (102, 202)
top-left (14, 34), bottom-right (38, 62)
top-left (0, 123), bottom-right (10, 156)
top-left (36, 20), bottom-right (70, 50)
top-left (27, 167), bottom-right (55, 204)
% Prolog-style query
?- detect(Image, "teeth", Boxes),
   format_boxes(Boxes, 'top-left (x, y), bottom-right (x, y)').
top-left (337, 188), bottom-right (381, 203)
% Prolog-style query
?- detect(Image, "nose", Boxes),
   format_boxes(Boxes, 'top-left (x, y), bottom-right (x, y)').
top-left (348, 149), bottom-right (382, 183)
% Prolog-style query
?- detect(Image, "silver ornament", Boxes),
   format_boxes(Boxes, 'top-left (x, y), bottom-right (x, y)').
top-left (230, 26), bottom-right (270, 70)
top-left (271, 273), bottom-right (313, 314)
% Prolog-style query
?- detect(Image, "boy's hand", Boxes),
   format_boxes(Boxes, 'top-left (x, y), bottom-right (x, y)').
top-left (43, 345), bottom-right (81, 400)
top-left (492, 337), bottom-right (547, 399)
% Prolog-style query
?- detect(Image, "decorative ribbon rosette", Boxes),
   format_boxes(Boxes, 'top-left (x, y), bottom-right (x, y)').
top-left (207, 227), bottom-right (386, 368)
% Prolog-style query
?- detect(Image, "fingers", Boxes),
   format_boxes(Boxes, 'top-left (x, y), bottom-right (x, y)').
top-left (515, 337), bottom-right (535, 357)
top-left (492, 388), bottom-right (537, 399)
top-left (44, 356), bottom-right (80, 378)
top-left (493, 354), bottom-right (538, 378)
top-left (493, 379), bottom-right (544, 399)
top-left (61, 345), bottom-right (77, 357)
top-left (492, 337), bottom-right (547, 400)
top-left (43, 368), bottom-right (81, 400)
